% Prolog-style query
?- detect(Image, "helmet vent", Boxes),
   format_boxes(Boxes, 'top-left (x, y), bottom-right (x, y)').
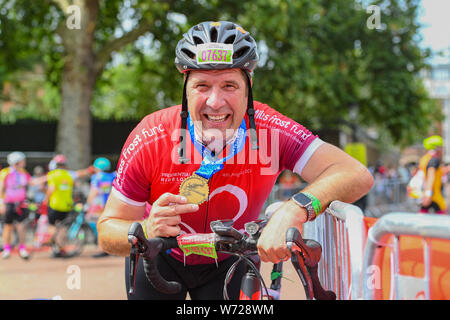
top-left (181, 48), bottom-right (195, 59)
top-left (233, 46), bottom-right (249, 59)
top-left (224, 35), bottom-right (236, 44)
top-left (193, 36), bottom-right (204, 45)
top-left (210, 27), bottom-right (218, 42)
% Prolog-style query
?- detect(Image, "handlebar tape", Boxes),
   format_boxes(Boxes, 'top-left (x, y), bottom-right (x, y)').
top-left (142, 237), bottom-right (182, 295)
top-left (128, 222), bottom-right (183, 295)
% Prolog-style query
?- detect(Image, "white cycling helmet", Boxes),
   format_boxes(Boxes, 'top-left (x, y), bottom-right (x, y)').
top-left (7, 151), bottom-right (26, 166)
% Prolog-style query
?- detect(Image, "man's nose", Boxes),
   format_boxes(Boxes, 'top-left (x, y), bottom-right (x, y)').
top-left (206, 87), bottom-right (224, 109)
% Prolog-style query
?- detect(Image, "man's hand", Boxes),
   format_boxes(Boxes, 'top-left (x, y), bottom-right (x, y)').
top-left (146, 192), bottom-right (199, 238)
top-left (257, 200), bottom-right (307, 264)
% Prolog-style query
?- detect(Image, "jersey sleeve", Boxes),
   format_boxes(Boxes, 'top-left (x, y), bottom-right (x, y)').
top-left (90, 173), bottom-right (101, 189)
top-left (254, 102), bottom-right (324, 176)
top-left (113, 114), bottom-right (165, 206)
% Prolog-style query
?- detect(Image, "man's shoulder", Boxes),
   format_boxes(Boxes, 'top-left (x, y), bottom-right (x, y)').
top-left (253, 101), bottom-right (295, 124)
top-left (48, 169), bottom-right (71, 179)
top-left (253, 101), bottom-right (276, 113)
top-left (140, 105), bottom-right (181, 127)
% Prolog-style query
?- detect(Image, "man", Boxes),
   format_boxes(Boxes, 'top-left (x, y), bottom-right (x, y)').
top-left (97, 21), bottom-right (373, 300)
top-left (0, 152), bottom-right (32, 259)
top-left (419, 135), bottom-right (446, 214)
top-left (86, 157), bottom-right (116, 214)
top-left (44, 154), bottom-right (93, 257)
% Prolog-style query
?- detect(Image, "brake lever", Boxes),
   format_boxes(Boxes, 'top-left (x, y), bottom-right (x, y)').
top-left (127, 222), bottom-right (148, 295)
top-left (290, 251), bottom-right (314, 300)
top-left (128, 245), bottom-right (139, 295)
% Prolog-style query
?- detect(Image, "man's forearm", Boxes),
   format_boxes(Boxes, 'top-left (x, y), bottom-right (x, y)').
top-left (97, 217), bottom-right (137, 256)
top-left (303, 162), bottom-right (373, 214)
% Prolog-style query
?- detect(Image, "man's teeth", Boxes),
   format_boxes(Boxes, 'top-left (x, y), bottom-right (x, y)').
top-left (207, 115), bottom-right (227, 121)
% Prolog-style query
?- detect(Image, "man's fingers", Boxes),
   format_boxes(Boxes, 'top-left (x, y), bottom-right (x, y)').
top-left (258, 248), bottom-right (270, 263)
top-left (157, 225), bottom-right (181, 238)
top-left (154, 215), bottom-right (181, 227)
top-left (258, 245), bottom-right (290, 264)
top-left (154, 203), bottom-right (199, 217)
top-left (154, 192), bottom-right (188, 207)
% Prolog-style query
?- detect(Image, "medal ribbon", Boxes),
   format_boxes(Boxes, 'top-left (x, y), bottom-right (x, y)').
top-left (187, 112), bottom-right (247, 180)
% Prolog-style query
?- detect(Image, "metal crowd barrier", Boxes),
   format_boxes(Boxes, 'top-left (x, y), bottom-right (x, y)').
top-left (264, 184), bottom-right (450, 300)
top-left (303, 200), bottom-right (367, 300)
top-left (362, 213), bottom-right (450, 300)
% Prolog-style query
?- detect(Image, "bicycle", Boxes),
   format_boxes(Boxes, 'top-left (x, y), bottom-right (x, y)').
top-left (52, 203), bottom-right (98, 257)
top-left (127, 217), bottom-right (336, 300)
top-left (5, 201), bottom-right (41, 248)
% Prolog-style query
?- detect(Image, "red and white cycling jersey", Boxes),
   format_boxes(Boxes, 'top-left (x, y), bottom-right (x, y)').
top-left (113, 101), bottom-right (323, 264)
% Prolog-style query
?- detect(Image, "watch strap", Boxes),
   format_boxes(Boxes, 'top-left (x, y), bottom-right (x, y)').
top-left (291, 192), bottom-right (315, 221)
top-left (302, 192), bottom-right (322, 216)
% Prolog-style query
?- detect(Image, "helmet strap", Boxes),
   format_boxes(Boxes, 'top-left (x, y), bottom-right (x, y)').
top-left (179, 73), bottom-right (189, 164)
top-left (245, 72), bottom-right (259, 150)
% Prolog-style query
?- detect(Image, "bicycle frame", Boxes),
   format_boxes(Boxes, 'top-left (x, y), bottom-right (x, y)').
top-left (239, 261), bottom-right (284, 300)
top-left (67, 210), bottom-right (98, 242)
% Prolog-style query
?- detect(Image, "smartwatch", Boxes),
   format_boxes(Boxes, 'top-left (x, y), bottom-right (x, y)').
top-left (291, 192), bottom-right (316, 222)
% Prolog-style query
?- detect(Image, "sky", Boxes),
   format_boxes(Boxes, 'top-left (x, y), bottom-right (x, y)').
top-left (416, 0), bottom-right (450, 64)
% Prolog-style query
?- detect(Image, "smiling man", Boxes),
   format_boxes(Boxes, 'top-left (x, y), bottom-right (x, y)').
top-left (186, 69), bottom-right (248, 153)
top-left (97, 21), bottom-right (373, 300)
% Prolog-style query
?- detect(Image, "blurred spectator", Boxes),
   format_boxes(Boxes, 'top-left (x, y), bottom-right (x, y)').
top-left (418, 135), bottom-right (446, 214)
top-left (375, 160), bottom-right (386, 176)
top-left (397, 165), bottom-right (411, 183)
top-left (27, 166), bottom-right (47, 205)
top-left (86, 157), bottom-right (116, 258)
top-left (278, 170), bottom-right (302, 200)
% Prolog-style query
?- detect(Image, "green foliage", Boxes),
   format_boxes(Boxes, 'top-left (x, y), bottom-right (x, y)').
top-left (0, 0), bottom-right (441, 148)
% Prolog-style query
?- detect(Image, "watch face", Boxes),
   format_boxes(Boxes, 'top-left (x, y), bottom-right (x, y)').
top-left (293, 193), bottom-right (312, 206)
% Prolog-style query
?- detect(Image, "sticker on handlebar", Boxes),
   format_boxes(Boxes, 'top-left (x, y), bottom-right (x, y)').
top-left (177, 233), bottom-right (218, 259)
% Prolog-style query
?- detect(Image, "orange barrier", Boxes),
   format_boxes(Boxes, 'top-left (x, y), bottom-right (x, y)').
top-left (304, 202), bottom-right (450, 300)
top-left (368, 235), bottom-right (450, 299)
top-left (363, 213), bottom-right (450, 300)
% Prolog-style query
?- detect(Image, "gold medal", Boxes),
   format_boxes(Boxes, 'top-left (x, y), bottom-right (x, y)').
top-left (179, 174), bottom-right (209, 205)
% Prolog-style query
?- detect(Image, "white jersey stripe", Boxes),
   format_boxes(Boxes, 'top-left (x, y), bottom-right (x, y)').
top-left (293, 138), bottom-right (325, 176)
top-left (111, 187), bottom-right (146, 207)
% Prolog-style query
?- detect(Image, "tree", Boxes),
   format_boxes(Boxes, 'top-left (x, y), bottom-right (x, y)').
top-left (93, 0), bottom-right (441, 147)
top-left (244, 0), bottom-right (440, 147)
top-left (1, 0), bottom-right (247, 168)
top-left (0, 0), bottom-right (440, 168)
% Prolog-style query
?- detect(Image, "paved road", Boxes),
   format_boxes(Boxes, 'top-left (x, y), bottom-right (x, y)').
top-left (0, 245), bottom-right (305, 300)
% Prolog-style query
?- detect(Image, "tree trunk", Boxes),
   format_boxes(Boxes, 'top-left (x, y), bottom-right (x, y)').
top-left (56, 0), bottom-right (99, 169)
